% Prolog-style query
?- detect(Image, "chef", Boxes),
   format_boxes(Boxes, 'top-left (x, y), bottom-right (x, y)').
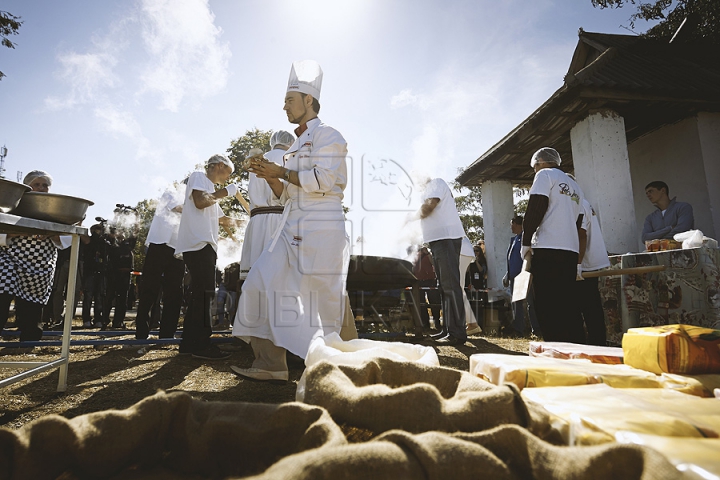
top-left (232, 60), bottom-right (355, 382)
top-left (237, 130), bottom-right (295, 280)
top-left (0, 170), bottom-right (62, 344)
top-left (175, 154), bottom-right (239, 360)
top-left (521, 147), bottom-right (585, 343)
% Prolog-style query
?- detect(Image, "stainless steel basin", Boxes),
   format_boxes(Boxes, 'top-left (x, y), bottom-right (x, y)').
top-left (0, 178), bottom-right (31, 213)
top-left (11, 192), bottom-right (94, 225)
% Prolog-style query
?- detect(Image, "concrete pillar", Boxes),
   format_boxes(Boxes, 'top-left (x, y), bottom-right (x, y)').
top-left (571, 110), bottom-right (639, 253)
top-left (480, 180), bottom-right (514, 289)
top-left (698, 112), bottom-right (720, 239)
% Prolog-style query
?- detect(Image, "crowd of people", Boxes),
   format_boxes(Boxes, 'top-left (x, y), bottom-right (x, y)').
top-left (1, 59), bottom-right (696, 379)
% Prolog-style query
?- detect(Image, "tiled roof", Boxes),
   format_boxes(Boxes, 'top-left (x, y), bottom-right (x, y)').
top-left (457, 31), bottom-right (720, 187)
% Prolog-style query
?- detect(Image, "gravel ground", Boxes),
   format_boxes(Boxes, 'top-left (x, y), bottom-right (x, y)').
top-left (1, 315), bottom-right (530, 430)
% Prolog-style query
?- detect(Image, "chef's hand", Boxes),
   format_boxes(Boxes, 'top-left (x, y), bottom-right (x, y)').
top-left (576, 264), bottom-right (584, 281)
top-left (249, 160), bottom-right (283, 179)
top-left (225, 183), bottom-right (239, 197)
top-left (521, 245), bottom-right (532, 260)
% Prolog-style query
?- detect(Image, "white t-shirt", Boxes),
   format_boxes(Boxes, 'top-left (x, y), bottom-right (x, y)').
top-left (420, 178), bottom-right (466, 243)
top-left (146, 186), bottom-right (185, 248)
top-left (528, 168), bottom-right (583, 253)
top-left (580, 199), bottom-right (611, 271)
top-left (174, 171), bottom-right (224, 254)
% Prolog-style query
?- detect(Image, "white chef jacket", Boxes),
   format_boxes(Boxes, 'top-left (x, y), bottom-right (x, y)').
top-left (233, 118), bottom-right (350, 358)
top-left (238, 148), bottom-right (286, 275)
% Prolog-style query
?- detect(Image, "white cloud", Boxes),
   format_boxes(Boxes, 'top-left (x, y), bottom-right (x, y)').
top-left (44, 51), bottom-right (119, 110)
top-left (138, 0), bottom-right (231, 112)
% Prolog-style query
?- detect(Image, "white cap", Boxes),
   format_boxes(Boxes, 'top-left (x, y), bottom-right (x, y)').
top-left (286, 60), bottom-right (323, 100)
top-left (530, 147), bottom-right (561, 168)
top-left (23, 170), bottom-right (53, 186)
top-left (207, 154), bottom-right (234, 173)
top-left (270, 130), bottom-right (295, 149)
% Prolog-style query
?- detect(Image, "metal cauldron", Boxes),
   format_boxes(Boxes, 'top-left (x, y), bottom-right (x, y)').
top-left (0, 178), bottom-right (31, 213)
top-left (11, 192), bottom-right (94, 225)
top-left (346, 255), bottom-right (417, 291)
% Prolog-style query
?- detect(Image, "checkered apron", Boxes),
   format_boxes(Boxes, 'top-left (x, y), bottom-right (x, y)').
top-left (0, 236), bottom-right (58, 304)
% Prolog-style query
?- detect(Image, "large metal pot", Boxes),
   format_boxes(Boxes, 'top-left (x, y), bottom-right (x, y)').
top-left (346, 255), bottom-right (416, 291)
top-left (11, 192), bottom-right (94, 225)
top-left (0, 178), bottom-right (31, 213)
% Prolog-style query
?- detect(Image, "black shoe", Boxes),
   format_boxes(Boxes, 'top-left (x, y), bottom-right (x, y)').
top-left (434, 336), bottom-right (465, 346)
top-left (192, 345), bottom-right (231, 360)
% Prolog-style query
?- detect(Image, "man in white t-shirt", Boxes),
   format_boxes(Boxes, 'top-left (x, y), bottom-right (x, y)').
top-left (135, 183), bottom-right (186, 340)
top-left (521, 147), bottom-right (585, 343)
top-left (411, 177), bottom-right (467, 346)
top-left (576, 196), bottom-right (611, 345)
top-left (175, 154), bottom-right (239, 360)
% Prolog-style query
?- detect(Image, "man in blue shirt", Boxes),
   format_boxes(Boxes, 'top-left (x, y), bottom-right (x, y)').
top-left (641, 181), bottom-right (694, 242)
top-left (503, 215), bottom-right (540, 337)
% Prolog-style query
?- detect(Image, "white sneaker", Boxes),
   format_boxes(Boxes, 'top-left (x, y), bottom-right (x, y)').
top-left (230, 365), bottom-right (288, 381)
top-left (466, 324), bottom-right (483, 335)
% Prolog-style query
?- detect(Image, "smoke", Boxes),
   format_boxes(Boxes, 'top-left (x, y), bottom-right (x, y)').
top-left (216, 234), bottom-right (244, 271)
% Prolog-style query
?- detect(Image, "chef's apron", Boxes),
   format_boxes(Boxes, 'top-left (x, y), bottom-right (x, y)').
top-left (233, 158), bottom-right (349, 358)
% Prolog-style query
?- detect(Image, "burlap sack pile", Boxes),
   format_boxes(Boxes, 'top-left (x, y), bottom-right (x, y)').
top-left (247, 425), bottom-right (679, 480)
top-left (301, 357), bottom-right (555, 438)
top-left (0, 358), bottom-right (681, 479)
top-left (0, 390), bottom-right (346, 480)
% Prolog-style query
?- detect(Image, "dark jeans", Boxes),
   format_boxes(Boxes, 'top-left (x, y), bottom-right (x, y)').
top-left (82, 271), bottom-right (105, 324)
top-left (576, 276), bottom-right (607, 345)
top-left (0, 294), bottom-right (43, 341)
top-left (429, 238), bottom-right (466, 341)
top-left (136, 243), bottom-right (185, 339)
top-left (181, 244), bottom-right (216, 352)
top-left (51, 257), bottom-right (81, 323)
top-left (103, 270), bottom-right (131, 326)
top-left (531, 248), bottom-right (583, 343)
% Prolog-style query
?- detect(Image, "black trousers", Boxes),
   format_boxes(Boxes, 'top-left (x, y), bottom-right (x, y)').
top-left (0, 294), bottom-right (43, 341)
top-left (576, 276), bottom-right (607, 345)
top-left (103, 270), bottom-right (131, 326)
top-left (135, 243), bottom-right (185, 339)
top-left (181, 245), bottom-right (216, 352)
top-left (531, 248), bottom-right (584, 343)
top-left (82, 271), bottom-right (104, 324)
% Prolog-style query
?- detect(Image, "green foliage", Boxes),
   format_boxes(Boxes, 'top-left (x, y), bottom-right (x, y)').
top-left (130, 198), bottom-right (158, 271)
top-left (1, 10), bottom-right (23, 80)
top-left (223, 128), bottom-right (273, 217)
top-left (452, 179), bottom-right (484, 243)
top-left (591, 0), bottom-right (720, 43)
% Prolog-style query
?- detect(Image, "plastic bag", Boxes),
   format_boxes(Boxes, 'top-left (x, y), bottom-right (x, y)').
top-left (674, 229), bottom-right (704, 249)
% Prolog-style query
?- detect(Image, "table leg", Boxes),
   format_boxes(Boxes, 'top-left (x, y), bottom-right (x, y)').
top-left (57, 234), bottom-right (79, 392)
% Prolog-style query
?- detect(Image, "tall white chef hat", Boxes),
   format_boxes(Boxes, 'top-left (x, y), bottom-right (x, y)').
top-left (286, 60), bottom-right (323, 100)
top-left (530, 147), bottom-right (561, 168)
top-left (270, 130), bottom-right (295, 149)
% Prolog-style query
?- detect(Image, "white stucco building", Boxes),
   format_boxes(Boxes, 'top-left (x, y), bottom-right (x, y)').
top-left (458, 30), bottom-right (720, 289)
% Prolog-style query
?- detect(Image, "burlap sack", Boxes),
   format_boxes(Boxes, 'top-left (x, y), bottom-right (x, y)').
top-left (301, 358), bottom-right (553, 438)
top-left (0, 390), bottom-right (345, 480)
top-left (247, 425), bottom-right (680, 480)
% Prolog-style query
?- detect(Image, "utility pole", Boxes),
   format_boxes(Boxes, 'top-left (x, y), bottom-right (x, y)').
top-left (0, 145), bottom-right (7, 179)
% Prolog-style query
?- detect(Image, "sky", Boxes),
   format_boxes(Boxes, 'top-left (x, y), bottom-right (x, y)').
top-left (0, 0), bottom-right (654, 259)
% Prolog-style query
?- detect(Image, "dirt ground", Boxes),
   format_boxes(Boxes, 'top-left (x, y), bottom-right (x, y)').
top-left (0, 314), bottom-right (530, 431)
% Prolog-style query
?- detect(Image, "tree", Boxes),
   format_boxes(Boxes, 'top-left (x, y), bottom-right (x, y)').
top-left (224, 128), bottom-right (272, 216)
top-left (1, 10), bottom-right (22, 81)
top-left (591, 0), bottom-right (720, 43)
top-left (453, 181), bottom-right (484, 244)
